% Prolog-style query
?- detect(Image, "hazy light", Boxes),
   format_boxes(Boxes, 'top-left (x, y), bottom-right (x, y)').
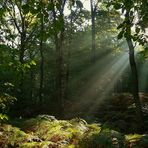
top-left (67, 50), bottom-right (129, 116)
top-left (139, 61), bottom-right (148, 92)
top-left (83, 0), bottom-right (91, 11)
top-left (64, 0), bottom-right (90, 15)
top-left (87, 53), bottom-right (129, 114)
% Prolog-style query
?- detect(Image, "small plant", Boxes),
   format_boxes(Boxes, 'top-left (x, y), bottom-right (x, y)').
top-left (79, 128), bottom-right (125, 148)
top-left (0, 116), bottom-right (147, 148)
top-left (0, 82), bottom-right (16, 116)
top-left (0, 113), bottom-right (8, 122)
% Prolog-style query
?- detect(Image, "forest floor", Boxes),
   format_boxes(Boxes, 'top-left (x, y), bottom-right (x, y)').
top-left (0, 114), bottom-right (148, 148)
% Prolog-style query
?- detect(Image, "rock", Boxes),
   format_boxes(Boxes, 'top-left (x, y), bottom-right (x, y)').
top-left (37, 115), bottom-right (57, 121)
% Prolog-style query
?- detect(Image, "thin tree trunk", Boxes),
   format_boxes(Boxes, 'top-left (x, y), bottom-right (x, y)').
top-left (90, 0), bottom-right (96, 63)
top-left (39, 12), bottom-right (44, 104)
top-left (19, 16), bottom-right (26, 100)
top-left (52, 1), bottom-right (66, 117)
top-left (127, 38), bottom-right (144, 130)
top-left (64, 2), bottom-right (73, 101)
top-left (30, 68), bottom-right (34, 100)
top-left (125, 8), bottom-right (144, 131)
top-left (56, 37), bottom-right (65, 117)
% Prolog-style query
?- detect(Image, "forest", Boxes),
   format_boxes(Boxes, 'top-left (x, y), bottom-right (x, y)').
top-left (0, 0), bottom-right (148, 147)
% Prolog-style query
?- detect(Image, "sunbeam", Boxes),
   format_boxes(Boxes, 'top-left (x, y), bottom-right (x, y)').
top-left (87, 53), bottom-right (129, 114)
top-left (67, 50), bottom-right (129, 116)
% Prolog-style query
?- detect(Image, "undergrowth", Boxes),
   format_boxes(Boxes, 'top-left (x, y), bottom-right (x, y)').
top-left (0, 115), bottom-right (148, 148)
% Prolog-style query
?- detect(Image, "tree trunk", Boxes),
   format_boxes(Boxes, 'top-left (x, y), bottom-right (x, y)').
top-left (19, 33), bottom-right (25, 89)
top-left (127, 38), bottom-right (144, 131)
top-left (90, 0), bottom-right (96, 63)
top-left (125, 8), bottom-right (144, 131)
top-left (39, 12), bottom-right (44, 104)
top-left (19, 16), bottom-right (26, 101)
top-left (56, 40), bottom-right (64, 117)
top-left (64, 3), bottom-right (73, 101)
top-left (52, 1), bottom-right (66, 118)
top-left (30, 68), bottom-right (34, 101)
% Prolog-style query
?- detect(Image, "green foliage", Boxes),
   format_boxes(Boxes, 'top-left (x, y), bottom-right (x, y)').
top-left (0, 117), bottom-right (86, 147)
top-left (0, 124), bottom-right (31, 147)
top-left (76, 0), bottom-right (83, 9)
top-left (0, 0), bottom-right (148, 141)
top-left (112, 0), bottom-right (148, 48)
top-left (0, 113), bottom-right (8, 122)
top-left (125, 134), bottom-right (142, 141)
top-left (0, 116), bottom-right (148, 147)
top-left (22, 116), bottom-right (94, 146)
top-left (79, 128), bottom-right (125, 148)
top-left (139, 135), bottom-right (148, 147)
top-left (20, 141), bottom-right (57, 148)
top-left (22, 4), bottom-right (30, 14)
top-left (125, 134), bottom-right (148, 148)
top-left (0, 93), bottom-right (16, 111)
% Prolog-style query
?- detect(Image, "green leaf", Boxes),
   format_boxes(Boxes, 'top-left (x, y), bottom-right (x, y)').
top-left (0, 8), bottom-right (5, 17)
top-left (76, 0), bottom-right (83, 8)
top-left (47, 3), bottom-right (54, 11)
top-left (145, 47), bottom-right (148, 51)
top-left (124, 32), bottom-right (129, 38)
top-left (132, 35), bottom-right (138, 41)
top-left (30, 60), bottom-right (36, 66)
top-left (114, 3), bottom-right (122, 10)
top-left (22, 4), bottom-right (30, 14)
top-left (117, 30), bottom-right (124, 39)
top-left (135, 27), bottom-right (140, 34)
top-left (71, 0), bottom-right (75, 6)
top-left (117, 23), bottom-right (124, 30)
top-left (0, 113), bottom-right (8, 121)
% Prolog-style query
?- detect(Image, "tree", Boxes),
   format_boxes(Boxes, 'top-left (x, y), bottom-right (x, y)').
top-left (125, 11), bottom-right (143, 131)
top-left (38, 1), bottom-right (44, 104)
top-left (112, 0), bottom-right (148, 131)
top-left (0, 0), bottom-right (40, 115)
top-left (52, 0), bottom-right (67, 117)
top-left (90, 0), bottom-right (98, 63)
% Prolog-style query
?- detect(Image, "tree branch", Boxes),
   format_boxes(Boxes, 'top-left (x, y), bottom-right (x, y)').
top-left (3, 1), bottom-right (22, 34)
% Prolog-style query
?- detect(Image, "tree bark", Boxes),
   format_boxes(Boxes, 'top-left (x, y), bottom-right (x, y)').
top-left (65, 3), bottom-right (73, 101)
top-left (90, 0), bottom-right (96, 63)
top-left (125, 8), bottom-right (144, 131)
top-left (30, 68), bottom-right (34, 101)
top-left (19, 16), bottom-right (26, 100)
top-left (127, 38), bottom-right (144, 130)
top-left (39, 11), bottom-right (44, 104)
top-left (52, 0), bottom-right (67, 118)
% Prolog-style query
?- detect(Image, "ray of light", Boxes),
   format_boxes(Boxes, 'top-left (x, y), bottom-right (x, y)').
top-left (87, 54), bottom-right (129, 114)
top-left (68, 51), bottom-right (129, 116)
